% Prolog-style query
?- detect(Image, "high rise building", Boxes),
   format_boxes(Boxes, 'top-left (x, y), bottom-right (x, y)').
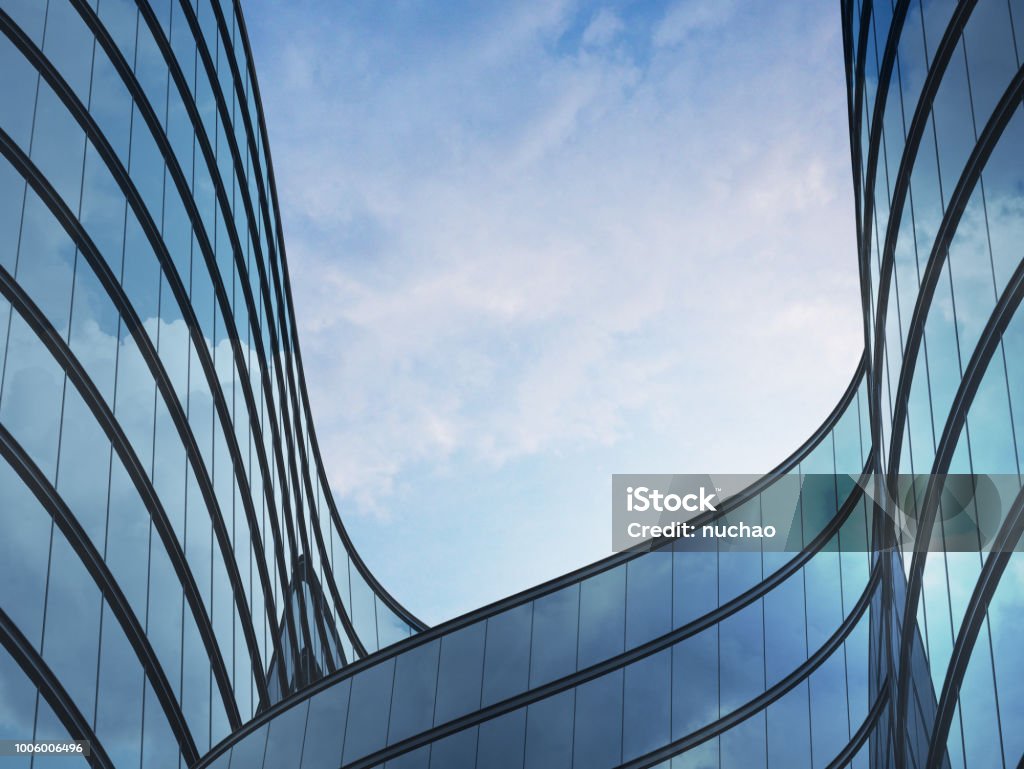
top-left (0, 1), bottom-right (1021, 768)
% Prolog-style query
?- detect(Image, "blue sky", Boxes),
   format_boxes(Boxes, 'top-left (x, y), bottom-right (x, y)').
top-left (245, 0), bottom-right (863, 625)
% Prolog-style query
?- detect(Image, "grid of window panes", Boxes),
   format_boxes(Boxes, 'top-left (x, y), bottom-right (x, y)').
top-left (849, 0), bottom-right (1024, 766)
top-left (197, 378), bottom-right (886, 769)
top-left (0, 0), bottom-right (420, 765)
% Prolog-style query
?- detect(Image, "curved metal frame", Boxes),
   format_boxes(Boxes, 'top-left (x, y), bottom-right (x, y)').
top-left (0, 419), bottom-right (199, 764)
top-left (0, 121), bottom-right (242, 729)
top-left (923, 484), bottom-right (1024, 769)
top-left (0, 608), bottom-right (114, 769)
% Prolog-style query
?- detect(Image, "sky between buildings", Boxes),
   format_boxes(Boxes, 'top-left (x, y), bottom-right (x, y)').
top-left (244, 0), bottom-right (863, 626)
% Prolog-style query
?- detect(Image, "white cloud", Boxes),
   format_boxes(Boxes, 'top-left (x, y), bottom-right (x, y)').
top-left (245, 0), bottom-right (863, 621)
top-left (582, 9), bottom-right (625, 48)
top-left (653, 0), bottom-right (739, 47)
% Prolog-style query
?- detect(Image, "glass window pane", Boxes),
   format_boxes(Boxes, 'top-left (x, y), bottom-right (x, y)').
top-left (434, 623), bottom-right (485, 724)
top-left (264, 700), bottom-right (309, 769)
top-left (529, 586), bottom-right (579, 687)
top-left (41, 533), bottom-right (102, 722)
top-left (0, 648), bottom-right (36, 769)
top-left (482, 602), bottom-right (532, 706)
top-left (623, 650), bottom-right (671, 762)
top-left (573, 669), bottom-right (623, 769)
top-left (300, 679), bottom-right (350, 769)
top-left (577, 565), bottom-right (625, 668)
top-left (343, 659), bottom-right (395, 764)
top-left (718, 601), bottom-right (764, 713)
top-left (626, 553), bottom-right (672, 648)
top-left (672, 628), bottom-right (718, 738)
top-left (476, 709), bottom-right (526, 769)
top-left (524, 691), bottom-right (573, 769)
top-left (388, 640), bottom-right (440, 745)
top-left (0, 455), bottom-right (51, 648)
top-left (427, 728), bottom-right (477, 769)
top-left (229, 724), bottom-right (268, 769)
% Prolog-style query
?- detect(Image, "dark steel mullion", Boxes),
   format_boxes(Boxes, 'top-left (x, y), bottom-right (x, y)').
top-left (857, 0), bottom-right (912, 380)
top-left (868, 0), bottom-right (980, 456)
top-left (0, 609), bottom-right (115, 769)
top-left (860, 0), bottom-right (913, 266)
top-left (0, 121), bottom-right (244, 730)
top-left (300, 560), bottom-right (350, 666)
top-left (65, 0), bottom-right (291, 704)
top-left (824, 680), bottom-right (890, 769)
top-left (851, 0), bottom-right (873, 202)
top-left (164, 0), bottom-right (322, 673)
top-left (923, 485), bottom-right (1024, 769)
top-left (893, 231), bottom-right (1024, 759)
top-left (0, 421), bottom-right (199, 764)
top-left (345, 564), bottom-right (883, 769)
top-left (886, 63), bottom-right (1024, 478)
top-left (128, 0), bottom-right (300, 700)
top-left (195, 466), bottom-right (871, 768)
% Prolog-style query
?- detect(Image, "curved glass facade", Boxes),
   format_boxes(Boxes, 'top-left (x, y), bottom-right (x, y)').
top-left (1, 0), bottom-right (1023, 768)
top-left (197, 370), bottom-right (878, 769)
top-left (852, 0), bottom-right (1024, 766)
top-left (0, 0), bottom-right (422, 766)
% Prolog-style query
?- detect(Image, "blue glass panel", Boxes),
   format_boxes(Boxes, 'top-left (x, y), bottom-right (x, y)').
top-left (141, 681), bottom-right (180, 769)
top-left (0, 454), bottom-right (51, 647)
top-left (229, 724), bottom-right (269, 769)
top-left (300, 678), bottom-right (350, 769)
top-left (181, 615), bottom-right (212, 753)
top-left (349, 565), bottom-right (379, 653)
top-left (482, 602), bottom-right (532, 705)
top-left (672, 628), bottom-right (718, 737)
top-left (805, 552), bottom-right (844, 652)
top-left (0, 318), bottom-right (66, 487)
top-left (577, 564), bottom-right (625, 669)
top-left (94, 598), bottom-right (144, 768)
top-left (343, 658), bottom-right (395, 764)
top-left (626, 552), bottom-right (672, 648)
top-left (767, 679), bottom-right (812, 768)
top-left (434, 622), bottom-right (485, 724)
top-left (0, 158), bottom-right (26, 275)
top-left (0, 648), bottom-right (33, 767)
top-left (673, 541), bottom-right (717, 627)
top-left (31, 691), bottom-right (81, 769)
top-left (718, 600), bottom-right (764, 713)
top-left (388, 640), bottom-right (440, 745)
top-left (523, 690), bottom-right (573, 769)
top-left (957, 625), bottom-right (1004, 768)
top-left (377, 601), bottom-right (411, 649)
top-left (41, 532), bottom-right (101, 723)
top-left (264, 700), bottom-right (310, 769)
top-left (476, 709), bottom-right (526, 769)
top-left (809, 649), bottom-right (851, 767)
top-left (428, 727), bottom-right (477, 769)
top-left (28, 86), bottom-right (85, 215)
top-left (720, 710), bottom-right (766, 768)
top-left (104, 458), bottom-right (151, 620)
top-left (671, 738), bottom-right (719, 769)
top-left (40, 0), bottom-right (95, 102)
top-left (3, 0), bottom-right (47, 45)
top-left (528, 586), bottom-right (578, 687)
top-left (623, 649), bottom-right (671, 762)
top-left (763, 570), bottom-right (807, 686)
top-left (573, 669), bottom-right (623, 769)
